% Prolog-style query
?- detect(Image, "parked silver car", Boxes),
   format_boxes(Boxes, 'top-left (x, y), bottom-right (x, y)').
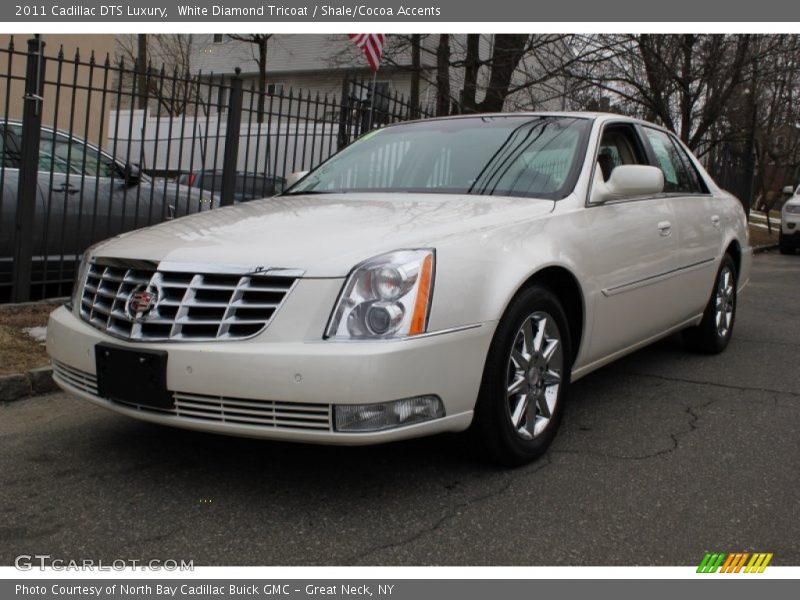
top-left (0, 120), bottom-right (217, 299)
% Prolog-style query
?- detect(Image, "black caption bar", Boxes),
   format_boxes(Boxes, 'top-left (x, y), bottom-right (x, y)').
top-left (4, 579), bottom-right (795, 600)
top-left (5, 0), bottom-right (800, 22)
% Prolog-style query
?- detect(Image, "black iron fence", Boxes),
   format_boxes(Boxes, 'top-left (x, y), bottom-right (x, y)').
top-left (705, 143), bottom-right (754, 213)
top-left (0, 37), bottom-right (432, 303)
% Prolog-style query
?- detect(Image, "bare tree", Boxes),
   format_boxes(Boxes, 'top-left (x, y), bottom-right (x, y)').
top-left (117, 34), bottom-right (200, 116)
top-left (564, 34), bottom-right (753, 154)
top-left (226, 34), bottom-right (273, 123)
top-left (327, 34), bottom-right (585, 115)
top-left (730, 36), bottom-right (800, 221)
top-left (449, 34), bottom-right (599, 114)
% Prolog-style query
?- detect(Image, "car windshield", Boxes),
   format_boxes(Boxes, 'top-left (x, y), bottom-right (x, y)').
top-left (288, 115), bottom-right (591, 199)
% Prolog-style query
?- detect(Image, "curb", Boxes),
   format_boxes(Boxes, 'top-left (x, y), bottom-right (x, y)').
top-left (0, 365), bottom-right (59, 403)
top-left (753, 244), bottom-right (779, 254)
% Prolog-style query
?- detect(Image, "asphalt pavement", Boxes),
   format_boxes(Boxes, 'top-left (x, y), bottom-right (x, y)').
top-left (1, 250), bottom-right (798, 566)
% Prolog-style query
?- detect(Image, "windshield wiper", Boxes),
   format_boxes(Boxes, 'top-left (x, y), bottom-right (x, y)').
top-left (282, 189), bottom-right (345, 196)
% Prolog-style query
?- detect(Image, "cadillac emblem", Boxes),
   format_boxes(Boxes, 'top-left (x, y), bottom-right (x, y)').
top-left (125, 286), bottom-right (159, 322)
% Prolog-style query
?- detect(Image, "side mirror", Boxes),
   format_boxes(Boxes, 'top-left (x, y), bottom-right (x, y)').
top-left (123, 163), bottom-right (142, 187)
top-left (285, 170), bottom-right (309, 189)
top-left (591, 165), bottom-right (664, 204)
top-left (783, 185), bottom-right (795, 195)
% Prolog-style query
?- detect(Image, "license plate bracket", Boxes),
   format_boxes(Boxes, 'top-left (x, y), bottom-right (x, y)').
top-left (95, 343), bottom-right (173, 409)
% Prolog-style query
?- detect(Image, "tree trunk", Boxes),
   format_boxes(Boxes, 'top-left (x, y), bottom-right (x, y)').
top-left (436, 34), bottom-right (451, 117)
top-left (410, 34), bottom-right (421, 118)
top-left (477, 34), bottom-right (529, 113)
top-left (460, 34), bottom-right (480, 113)
top-left (678, 34), bottom-right (696, 144)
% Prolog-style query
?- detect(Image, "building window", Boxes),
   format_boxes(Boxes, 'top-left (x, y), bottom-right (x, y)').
top-left (373, 81), bottom-right (390, 112)
top-left (350, 80), bottom-right (390, 102)
top-left (267, 83), bottom-right (285, 96)
top-left (213, 34), bottom-right (224, 44)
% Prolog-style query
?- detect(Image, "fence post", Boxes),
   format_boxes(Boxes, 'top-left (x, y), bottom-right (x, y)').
top-left (220, 67), bottom-right (243, 207)
top-left (337, 74), bottom-right (351, 150)
top-left (12, 37), bottom-right (46, 303)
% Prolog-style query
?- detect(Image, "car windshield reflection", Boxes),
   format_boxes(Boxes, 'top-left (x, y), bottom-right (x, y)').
top-left (287, 115), bottom-right (591, 200)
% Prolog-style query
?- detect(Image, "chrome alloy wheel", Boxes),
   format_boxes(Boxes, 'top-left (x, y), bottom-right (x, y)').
top-left (715, 265), bottom-right (735, 338)
top-left (506, 311), bottom-right (564, 440)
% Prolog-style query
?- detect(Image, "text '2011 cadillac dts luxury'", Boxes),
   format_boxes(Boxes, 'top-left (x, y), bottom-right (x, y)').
top-left (47, 113), bottom-right (752, 465)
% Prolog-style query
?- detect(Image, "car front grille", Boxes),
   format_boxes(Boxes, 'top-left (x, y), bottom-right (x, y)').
top-left (171, 393), bottom-right (331, 429)
top-left (52, 360), bottom-right (99, 395)
top-left (52, 361), bottom-right (333, 432)
top-left (79, 260), bottom-right (297, 341)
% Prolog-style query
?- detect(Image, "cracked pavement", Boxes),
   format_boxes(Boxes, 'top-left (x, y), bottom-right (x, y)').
top-left (1, 251), bottom-right (798, 566)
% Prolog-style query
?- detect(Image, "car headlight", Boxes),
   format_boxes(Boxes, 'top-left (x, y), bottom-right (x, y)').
top-left (68, 246), bottom-right (96, 315)
top-left (785, 203), bottom-right (800, 214)
top-left (325, 249), bottom-right (435, 340)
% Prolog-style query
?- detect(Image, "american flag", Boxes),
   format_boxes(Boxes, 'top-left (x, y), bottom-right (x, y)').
top-left (348, 34), bottom-right (385, 72)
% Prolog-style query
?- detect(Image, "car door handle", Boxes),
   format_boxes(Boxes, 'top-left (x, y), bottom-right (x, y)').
top-left (54, 183), bottom-right (79, 195)
top-left (657, 221), bottom-right (672, 236)
top-left (711, 215), bottom-right (721, 228)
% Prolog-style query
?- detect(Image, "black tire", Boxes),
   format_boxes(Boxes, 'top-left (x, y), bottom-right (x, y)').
top-left (472, 284), bottom-right (572, 466)
top-left (682, 254), bottom-right (737, 354)
top-left (779, 233), bottom-right (794, 255)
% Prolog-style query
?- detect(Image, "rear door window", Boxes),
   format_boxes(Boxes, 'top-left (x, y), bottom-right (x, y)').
top-left (642, 127), bottom-right (696, 194)
top-left (668, 135), bottom-right (708, 194)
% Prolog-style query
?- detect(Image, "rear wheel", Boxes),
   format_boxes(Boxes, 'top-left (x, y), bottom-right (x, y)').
top-left (682, 254), bottom-right (737, 354)
top-left (473, 285), bottom-right (571, 466)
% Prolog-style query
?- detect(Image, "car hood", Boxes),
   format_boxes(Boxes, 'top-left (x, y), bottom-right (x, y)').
top-left (94, 193), bottom-right (555, 277)
top-left (786, 197), bottom-right (800, 207)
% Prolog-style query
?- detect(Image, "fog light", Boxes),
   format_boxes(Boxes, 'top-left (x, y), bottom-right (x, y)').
top-left (334, 396), bottom-right (445, 432)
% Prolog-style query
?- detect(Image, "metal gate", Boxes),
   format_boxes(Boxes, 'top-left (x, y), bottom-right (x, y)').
top-left (0, 37), bottom-right (431, 303)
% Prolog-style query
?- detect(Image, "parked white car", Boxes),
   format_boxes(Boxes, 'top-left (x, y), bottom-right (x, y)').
top-left (47, 113), bottom-right (751, 465)
top-left (780, 185), bottom-right (800, 254)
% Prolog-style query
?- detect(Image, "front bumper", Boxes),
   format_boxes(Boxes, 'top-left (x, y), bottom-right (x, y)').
top-left (780, 215), bottom-right (800, 247)
top-left (47, 305), bottom-right (494, 444)
top-left (781, 212), bottom-right (800, 237)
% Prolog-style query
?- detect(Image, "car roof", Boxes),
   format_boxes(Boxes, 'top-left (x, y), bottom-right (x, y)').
top-left (382, 111), bottom-right (657, 130)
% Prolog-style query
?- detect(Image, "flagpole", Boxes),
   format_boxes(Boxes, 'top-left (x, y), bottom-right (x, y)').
top-left (367, 69), bottom-right (378, 131)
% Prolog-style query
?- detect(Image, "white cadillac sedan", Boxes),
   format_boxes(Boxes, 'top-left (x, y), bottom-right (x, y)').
top-left (47, 113), bottom-right (751, 465)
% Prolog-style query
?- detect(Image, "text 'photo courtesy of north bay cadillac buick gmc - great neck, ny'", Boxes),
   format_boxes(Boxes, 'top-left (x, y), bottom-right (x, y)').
top-left (47, 113), bottom-right (751, 465)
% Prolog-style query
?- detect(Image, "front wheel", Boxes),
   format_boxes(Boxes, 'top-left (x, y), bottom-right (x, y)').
top-left (682, 254), bottom-right (737, 354)
top-left (472, 285), bottom-right (571, 466)
top-left (779, 232), bottom-right (794, 255)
